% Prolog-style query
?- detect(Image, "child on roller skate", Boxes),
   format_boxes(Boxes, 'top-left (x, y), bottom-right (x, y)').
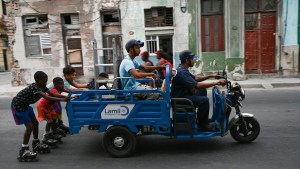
top-left (11, 71), bottom-right (71, 162)
top-left (38, 77), bottom-right (71, 146)
top-left (47, 65), bottom-right (90, 134)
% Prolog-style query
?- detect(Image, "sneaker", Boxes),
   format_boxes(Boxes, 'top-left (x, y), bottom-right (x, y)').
top-left (198, 122), bottom-right (216, 131)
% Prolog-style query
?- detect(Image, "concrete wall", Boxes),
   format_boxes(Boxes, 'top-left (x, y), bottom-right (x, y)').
top-left (9, 0), bottom-right (97, 84)
top-left (226, 0), bottom-right (244, 80)
top-left (281, 0), bottom-right (299, 75)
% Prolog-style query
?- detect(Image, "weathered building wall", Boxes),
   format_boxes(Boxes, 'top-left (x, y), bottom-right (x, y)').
top-left (281, 0), bottom-right (299, 76)
top-left (0, 1), bottom-right (11, 73)
top-left (7, 0), bottom-right (98, 84)
top-left (226, 0), bottom-right (244, 80)
top-left (5, 0), bottom-right (298, 86)
top-left (7, 0), bottom-right (189, 85)
top-left (187, 0), bottom-right (244, 80)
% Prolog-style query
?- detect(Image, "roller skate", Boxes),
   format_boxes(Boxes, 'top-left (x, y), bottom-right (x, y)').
top-left (58, 120), bottom-right (70, 134)
top-left (17, 147), bottom-right (38, 162)
top-left (42, 134), bottom-right (58, 148)
top-left (52, 128), bottom-right (66, 137)
top-left (32, 139), bottom-right (50, 153)
top-left (44, 132), bottom-right (63, 144)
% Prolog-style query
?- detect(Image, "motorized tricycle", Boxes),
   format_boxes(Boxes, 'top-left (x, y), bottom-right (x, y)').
top-left (66, 65), bottom-right (260, 157)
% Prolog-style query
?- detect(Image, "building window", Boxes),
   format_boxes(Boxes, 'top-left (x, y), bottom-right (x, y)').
top-left (146, 35), bottom-right (173, 54)
top-left (144, 7), bottom-right (173, 27)
top-left (245, 0), bottom-right (276, 12)
top-left (201, 0), bottom-right (223, 15)
top-left (61, 14), bottom-right (83, 75)
top-left (23, 15), bottom-right (52, 57)
top-left (62, 14), bottom-right (80, 36)
top-left (102, 10), bottom-right (120, 26)
top-left (245, 13), bottom-right (258, 30)
top-left (201, 0), bottom-right (224, 52)
top-left (146, 36), bottom-right (158, 53)
top-left (24, 34), bottom-right (52, 57)
top-left (63, 14), bottom-right (79, 25)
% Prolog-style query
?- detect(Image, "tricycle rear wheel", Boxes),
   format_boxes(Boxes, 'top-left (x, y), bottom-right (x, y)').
top-left (103, 126), bottom-right (136, 158)
top-left (230, 117), bottom-right (260, 143)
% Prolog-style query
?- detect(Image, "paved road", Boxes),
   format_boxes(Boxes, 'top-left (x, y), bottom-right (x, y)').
top-left (0, 88), bottom-right (300, 169)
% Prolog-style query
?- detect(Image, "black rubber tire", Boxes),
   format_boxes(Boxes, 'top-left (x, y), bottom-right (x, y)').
top-left (230, 117), bottom-right (260, 143)
top-left (103, 126), bottom-right (136, 158)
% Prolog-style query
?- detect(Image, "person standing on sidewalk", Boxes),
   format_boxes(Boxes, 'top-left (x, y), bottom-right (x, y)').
top-left (11, 71), bottom-right (70, 161)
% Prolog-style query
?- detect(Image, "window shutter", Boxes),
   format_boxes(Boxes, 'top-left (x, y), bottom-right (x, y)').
top-left (40, 34), bottom-right (51, 49)
top-left (144, 7), bottom-right (173, 27)
top-left (26, 35), bottom-right (41, 57)
top-left (71, 15), bottom-right (80, 24)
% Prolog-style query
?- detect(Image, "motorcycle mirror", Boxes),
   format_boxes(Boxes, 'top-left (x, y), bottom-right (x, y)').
top-left (222, 69), bottom-right (227, 78)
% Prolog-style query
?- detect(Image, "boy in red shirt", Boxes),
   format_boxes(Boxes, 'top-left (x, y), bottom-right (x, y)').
top-left (37, 77), bottom-right (70, 145)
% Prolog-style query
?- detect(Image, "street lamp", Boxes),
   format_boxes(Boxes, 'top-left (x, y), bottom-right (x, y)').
top-left (180, 0), bottom-right (187, 13)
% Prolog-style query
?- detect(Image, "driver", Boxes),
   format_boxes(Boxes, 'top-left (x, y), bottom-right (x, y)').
top-left (171, 50), bottom-right (226, 130)
top-left (119, 39), bottom-right (165, 99)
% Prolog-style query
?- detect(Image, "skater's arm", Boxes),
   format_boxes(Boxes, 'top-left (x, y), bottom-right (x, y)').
top-left (70, 80), bottom-right (88, 89)
top-left (47, 90), bottom-right (67, 98)
top-left (38, 92), bottom-right (70, 102)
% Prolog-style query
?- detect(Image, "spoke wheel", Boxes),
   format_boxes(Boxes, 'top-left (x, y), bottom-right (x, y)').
top-left (230, 117), bottom-right (260, 143)
top-left (103, 126), bottom-right (136, 158)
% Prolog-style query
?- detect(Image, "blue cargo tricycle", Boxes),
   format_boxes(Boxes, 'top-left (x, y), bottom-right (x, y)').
top-left (66, 65), bottom-right (260, 157)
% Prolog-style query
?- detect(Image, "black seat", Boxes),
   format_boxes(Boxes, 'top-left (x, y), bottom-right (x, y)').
top-left (171, 98), bottom-right (196, 138)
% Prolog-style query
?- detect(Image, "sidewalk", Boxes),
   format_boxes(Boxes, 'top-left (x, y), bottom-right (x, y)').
top-left (1, 72), bottom-right (300, 98)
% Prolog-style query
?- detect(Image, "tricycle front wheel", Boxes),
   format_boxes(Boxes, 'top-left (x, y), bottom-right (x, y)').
top-left (103, 126), bottom-right (136, 158)
top-left (230, 117), bottom-right (260, 143)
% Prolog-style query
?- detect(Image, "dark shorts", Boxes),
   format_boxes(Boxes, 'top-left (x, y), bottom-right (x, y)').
top-left (11, 104), bottom-right (35, 125)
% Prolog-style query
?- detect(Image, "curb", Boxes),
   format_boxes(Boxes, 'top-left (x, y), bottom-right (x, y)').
top-left (240, 82), bottom-right (300, 89)
top-left (240, 84), bottom-right (263, 89)
top-left (271, 83), bottom-right (300, 88)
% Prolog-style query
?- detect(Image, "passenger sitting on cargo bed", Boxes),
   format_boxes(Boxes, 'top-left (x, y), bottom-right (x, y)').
top-left (119, 39), bottom-right (165, 100)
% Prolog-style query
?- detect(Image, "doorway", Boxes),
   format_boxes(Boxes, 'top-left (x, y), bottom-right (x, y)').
top-left (244, 0), bottom-right (276, 74)
top-left (66, 38), bottom-right (83, 75)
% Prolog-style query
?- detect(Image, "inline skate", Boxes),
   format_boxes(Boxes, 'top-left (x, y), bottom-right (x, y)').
top-left (57, 120), bottom-right (70, 134)
top-left (42, 134), bottom-right (58, 148)
top-left (52, 128), bottom-right (66, 137)
top-left (17, 147), bottom-right (38, 162)
top-left (44, 132), bottom-right (63, 144)
top-left (32, 139), bottom-right (50, 153)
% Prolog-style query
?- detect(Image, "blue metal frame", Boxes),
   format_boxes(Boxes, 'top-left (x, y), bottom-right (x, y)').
top-left (65, 65), bottom-right (228, 139)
